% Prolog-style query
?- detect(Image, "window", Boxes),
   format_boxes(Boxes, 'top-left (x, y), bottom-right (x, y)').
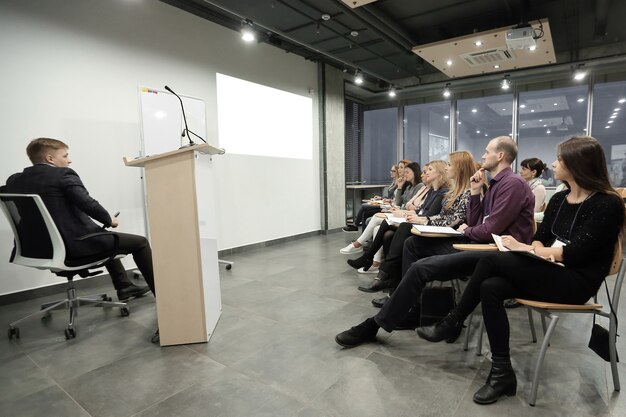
top-left (591, 80), bottom-right (626, 187)
top-left (362, 107), bottom-right (398, 183)
top-left (456, 94), bottom-right (513, 162)
top-left (517, 85), bottom-right (588, 186)
top-left (344, 100), bottom-right (362, 183)
top-left (404, 101), bottom-right (450, 165)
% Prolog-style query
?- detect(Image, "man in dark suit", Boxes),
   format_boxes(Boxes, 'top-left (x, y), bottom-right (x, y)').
top-left (1, 137), bottom-right (154, 301)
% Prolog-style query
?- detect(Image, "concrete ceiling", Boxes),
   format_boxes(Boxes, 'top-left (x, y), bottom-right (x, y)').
top-left (161, 0), bottom-right (626, 92)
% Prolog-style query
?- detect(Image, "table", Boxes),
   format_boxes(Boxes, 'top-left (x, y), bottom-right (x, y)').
top-left (345, 183), bottom-right (388, 224)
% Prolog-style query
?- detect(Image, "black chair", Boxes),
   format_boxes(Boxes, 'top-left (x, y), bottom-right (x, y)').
top-left (0, 193), bottom-right (129, 340)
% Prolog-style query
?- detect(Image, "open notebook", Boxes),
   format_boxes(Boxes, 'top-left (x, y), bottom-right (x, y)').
top-left (492, 234), bottom-right (564, 267)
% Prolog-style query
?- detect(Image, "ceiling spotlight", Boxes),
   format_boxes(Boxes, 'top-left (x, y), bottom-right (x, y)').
top-left (446, 59), bottom-right (452, 66)
top-left (619, 98), bottom-right (626, 104)
top-left (443, 115), bottom-right (449, 119)
top-left (520, 104), bottom-right (526, 108)
top-left (546, 129), bottom-right (551, 134)
top-left (471, 108), bottom-right (478, 113)
top-left (577, 98), bottom-right (585, 103)
top-left (501, 77), bottom-right (511, 90)
top-left (474, 40), bottom-right (483, 47)
top-left (494, 64), bottom-right (500, 69)
top-left (573, 70), bottom-right (587, 81)
top-left (354, 70), bottom-right (363, 85)
top-left (608, 120), bottom-right (614, 124)
top-left (476, 130), bottom-right (481, 134)
top-left (614, 108), bottom-right (621, 112)
top-left (241, 20), bottom-right (255, 42)
top-left (606, 126), bottom-right (611, 129)
top-left (529, 45), bottom-right (537, 51)
top-left (531, 109), bottom-right (535, 113)
top-left (610, 114), bottom-right (617, 119)
top-left (321, 13), bottom-right (331, 21)
top-left (388, 87), bottom-right (396, 98)
top-left (443, 84), bottom-right (451, 98)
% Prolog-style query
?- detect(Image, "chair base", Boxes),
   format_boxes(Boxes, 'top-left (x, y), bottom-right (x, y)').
top-left (8, 282), bottom-right (128, 340)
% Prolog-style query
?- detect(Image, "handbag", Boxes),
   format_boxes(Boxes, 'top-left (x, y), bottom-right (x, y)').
top-left (420, 285), bottom-right (456, 327)
top-left (588, 280), bottom-right (619, 362)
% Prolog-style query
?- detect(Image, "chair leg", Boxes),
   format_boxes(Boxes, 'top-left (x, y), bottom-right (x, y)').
top-left (76, 297), bottom-right (127, 308)
top-left (476, 318), bottom-right (484, 356)
top-left (9, 299), bottom-right (68, 327)
top-left (527, 308), bottom-right (537, 343)
top-left (540, 315), bottom-right (547, 335)
top-left (463, 312), bottom-right (472, 351)
top-left (609, 317), bottom-right (621, 391)
top-left (529, 314), bottom-right (559, 406)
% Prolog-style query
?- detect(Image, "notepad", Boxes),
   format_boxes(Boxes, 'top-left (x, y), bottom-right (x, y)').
top-left (491, 234), bottom-right (564, 267)
top-left (413, 225), bottom-right (463, 235)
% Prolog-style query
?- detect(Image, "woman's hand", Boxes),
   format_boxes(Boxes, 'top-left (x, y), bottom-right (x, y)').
top-left (406, 212), bottom-right (426, 224)
top-left (391, 209), bottom-right (405, 218)
top-left (396, 176), bottom-right (406, 188)
top-left (501, 235), bottom-right (532, 251)
top-left (405, 201), bottom-right (416, 211)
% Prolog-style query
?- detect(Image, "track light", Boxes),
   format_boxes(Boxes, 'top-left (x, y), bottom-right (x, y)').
top-left (241, 20), bottom-right (256, 42)
top-left (442, 83), bottom-right (451, 98)
top-left (354, 70), bottom-right (363, 85)
top-left (501, 76), bottom-right (511, 90)
top-left (573, 70), bottom-right (587, 81)
top-left (388, 87), bottom-right (396, 98)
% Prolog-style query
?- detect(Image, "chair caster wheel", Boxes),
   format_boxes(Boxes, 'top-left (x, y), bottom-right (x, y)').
top-left (64, 328), bottom-right (76, 340)
top-left (100, 295), bottom-right (113, 302)
top-left (225, 264), bottom-right (232, 270)
top-left (121, 307), bottom-right (130, 317)
top-left (8, 327), bottom-right (20, 339)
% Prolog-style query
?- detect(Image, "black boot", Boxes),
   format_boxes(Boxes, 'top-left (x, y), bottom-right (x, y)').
top-left (416, 313), bottom-right (463, 343)
top-left (347, 255), bottom-right (373, 270)
top-left (473, 356), bottom-right (517, 404)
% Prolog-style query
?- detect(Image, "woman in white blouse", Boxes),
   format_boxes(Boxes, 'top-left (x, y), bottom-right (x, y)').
top-left (520, 158), bottom-right (547, 212)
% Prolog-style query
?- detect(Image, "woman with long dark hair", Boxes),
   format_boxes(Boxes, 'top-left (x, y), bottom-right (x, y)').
top-left (417, 136), bottom-right (625, 405)
top-left (519, 157), bottom-right (547, 212)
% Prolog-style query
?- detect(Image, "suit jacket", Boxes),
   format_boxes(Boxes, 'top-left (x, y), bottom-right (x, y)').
top-left (1, 164), bottom-right (115, 259)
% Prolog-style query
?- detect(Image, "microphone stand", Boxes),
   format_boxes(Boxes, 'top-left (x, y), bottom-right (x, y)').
top-left (164, 85), bottom-right (207, 148)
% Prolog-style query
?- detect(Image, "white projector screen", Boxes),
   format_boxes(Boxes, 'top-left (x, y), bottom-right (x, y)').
top-left (216, 73), bottom-right (313, 159)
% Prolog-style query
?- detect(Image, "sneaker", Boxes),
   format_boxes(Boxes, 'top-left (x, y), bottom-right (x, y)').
top-left (342, 225), bottom-right (359, 232)
top-left (358, 266), bottom-right (379, 274)
top-left (340, 243), bottom-right (363, 255)
top-left (335, 318), bottom-right (379, 348)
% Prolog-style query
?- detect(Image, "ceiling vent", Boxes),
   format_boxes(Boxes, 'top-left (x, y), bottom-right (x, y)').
top-left (460, 49), bottom-right (514, 67)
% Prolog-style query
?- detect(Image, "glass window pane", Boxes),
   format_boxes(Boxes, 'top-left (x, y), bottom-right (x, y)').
top-left (591, 81), bottom-right (626, 187)
top-left (517, 85), bottom-right (588, 186)
top-left (456, 94), bottom-right (513, 161)
top-left (363, 107), bottom-right (398, 183)
top-left (404, 101), bottom-right (450, 165)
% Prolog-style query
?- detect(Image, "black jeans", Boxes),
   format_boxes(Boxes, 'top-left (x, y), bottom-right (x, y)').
top-left (374, 251), bottom-right (489, 332)
top-left (452, 252), bottom-right (594, 357)
top-left (401, 234), bottom-right (467, 276)
top-left (104, 232), bottom-right (155, 295)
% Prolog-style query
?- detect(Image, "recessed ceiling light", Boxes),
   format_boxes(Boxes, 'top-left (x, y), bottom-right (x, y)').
top-left (553, 103), bottom-right (558, 106)
top-left (520, 104), bottom-right (526, 108)
top-left (619, 98), bottom-right (626, 104)
top-left (529, 45), bottom-right (537, 51)
top-left (471, 108), bottom-right (477, 113)
top-left (501, 108), bottom-right (506, 111)
top-left (443, 115), bottom-right (449, 119)
top-left (539, 119), bottom-right (543, 122)
top-left (543, 124), bottom-right (547, 127)
top-left (610, 115), bottom-right (617, 119)
top-left (474, 40), bottom-right (483, 46)
top-left (494, 65), bottom-right (500, 69)
top-left (614, 108), bottom-right (621, 112)
top-left (546, 129), bottom-right (551, 134)
top-left (446, 59), bottom-right (452, 66)
top-left (531, 109), bottom-right (535, 113)
top-left (476, 130), bottom-right (480, 134)
top-left (606, 126), bottom-right (611, 129)
top-left (577, 98), bottom-right (585, 103)
top-left (573, 71), bottom-right (587, 81)
top-left (608, 120), bottom-right (614, 124)
top-left (521, 123), bottom-right (526, 126)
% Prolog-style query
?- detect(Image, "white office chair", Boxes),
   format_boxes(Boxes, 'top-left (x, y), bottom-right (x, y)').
top-left (0, 193), bottom-right (130, 340)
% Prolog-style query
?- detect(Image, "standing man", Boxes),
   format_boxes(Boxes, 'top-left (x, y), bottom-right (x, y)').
top-left (1, 138), bottom-right (154, 301)
top-left (335, 136), bottom-right (535, 347)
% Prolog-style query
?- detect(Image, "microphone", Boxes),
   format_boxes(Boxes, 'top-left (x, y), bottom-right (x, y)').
top-left (164, 85), bottom-right (193, 146)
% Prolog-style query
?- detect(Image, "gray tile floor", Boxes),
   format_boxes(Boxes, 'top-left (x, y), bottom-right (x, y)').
top-left (1, 233), bottom-right (625, 416)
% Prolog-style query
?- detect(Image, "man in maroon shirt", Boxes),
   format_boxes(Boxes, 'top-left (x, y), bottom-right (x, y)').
top-left (336, 136), bottom-right (535, 348)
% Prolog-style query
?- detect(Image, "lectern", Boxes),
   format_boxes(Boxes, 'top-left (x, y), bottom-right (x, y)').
top-left (124, 144), bottom-right (222, 346)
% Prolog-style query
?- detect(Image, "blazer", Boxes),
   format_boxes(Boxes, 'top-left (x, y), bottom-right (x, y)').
top-left (1, 164), bottom-right (115, 259)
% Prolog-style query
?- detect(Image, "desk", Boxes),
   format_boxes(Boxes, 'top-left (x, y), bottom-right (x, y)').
top-left (345, 183), bottom-right (388, 224)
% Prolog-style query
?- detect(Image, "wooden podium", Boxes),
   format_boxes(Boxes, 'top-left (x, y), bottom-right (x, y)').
top-left (124, 144), bottom-right (222, 346)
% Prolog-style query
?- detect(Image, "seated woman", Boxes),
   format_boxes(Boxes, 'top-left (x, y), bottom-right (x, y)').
top-left (343, 161), bottom-right (406, 232)
top-left (339, 162), bottom-right (422, 266)
top-left (520, 157), bottom-right (547, 212)
top-left (416, 136), bottom-right (625, 405)
top-left (347, 152), bottom-right (474, 292)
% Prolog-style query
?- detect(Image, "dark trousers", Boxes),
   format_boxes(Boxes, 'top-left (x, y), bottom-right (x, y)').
top-left (355, 204), bottom-right (382, 228)
top-left (375, 251), bottom-right (488, 332)
top-left (104, 232), bottom-right (155, 295)
top-left (401, 234), bottom-right (467, 276)
top-left (452, 252), bottom-right (594, 357)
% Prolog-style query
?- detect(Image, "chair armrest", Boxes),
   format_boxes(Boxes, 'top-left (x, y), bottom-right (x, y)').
top-left (452, 243), bottom-right (498, 251)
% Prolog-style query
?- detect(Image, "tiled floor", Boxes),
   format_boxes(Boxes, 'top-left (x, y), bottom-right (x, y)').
top-left (1, 233), bottom-right (625, 416)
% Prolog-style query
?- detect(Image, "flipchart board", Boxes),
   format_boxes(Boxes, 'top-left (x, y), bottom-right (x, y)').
top-left (138, 87), bottom-right (207, 156)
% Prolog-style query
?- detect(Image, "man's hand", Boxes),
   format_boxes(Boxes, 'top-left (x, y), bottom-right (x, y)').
top-left (110, 217), bottom-right (119, 228)
top-left (470, 168), bottom-right (485, 195)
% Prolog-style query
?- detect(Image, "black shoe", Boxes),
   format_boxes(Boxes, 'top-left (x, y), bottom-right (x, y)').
top-left (151, 328), bottom-right (160, 344)
top-left (347, 255), bottom-right (373, 271)
top-left (358, 278), bottom-right (397, 293)
top-left (416, 314), bottom-right (463, 343)
top-left (342, 225), bottom-right (359, 232)
top-left (117, 284), bottom-right (150, 301)
top-left (503, 299), bottom-right (521, 309)
top-left (371, 296), bottom-right (389, 308)
top-left (473, 356), bottom-right (517, 404)
top-left (335, 318), bottom-right (379, 348)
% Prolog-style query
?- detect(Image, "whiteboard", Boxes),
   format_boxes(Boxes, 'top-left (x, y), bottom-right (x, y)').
top-left (139, 87), bottom-right (207, 156)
